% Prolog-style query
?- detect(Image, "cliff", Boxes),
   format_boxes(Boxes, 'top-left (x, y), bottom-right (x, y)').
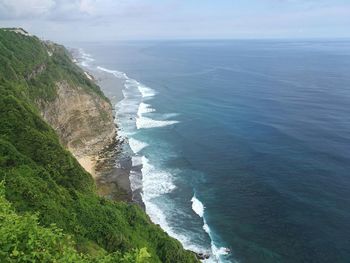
top-left (0, 28), bottom-right (199, 262)
top-left (39, 80), bottom-right (116, 176)
top-left (30, 40), bottom-right (116, 176)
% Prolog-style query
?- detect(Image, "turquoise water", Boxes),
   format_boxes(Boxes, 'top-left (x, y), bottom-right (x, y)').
top-left (77, 40), bottom-right (350, 263)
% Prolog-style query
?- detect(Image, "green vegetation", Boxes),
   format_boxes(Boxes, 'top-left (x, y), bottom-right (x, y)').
top-left (0, 28), bottom-right (198, 262)
top-left (0, 182), bottom-right (151, 263)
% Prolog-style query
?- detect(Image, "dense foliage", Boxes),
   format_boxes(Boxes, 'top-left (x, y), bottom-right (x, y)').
top-left (0, 29), bottom-right (198, 262)
top-left (0, 182), bottom-right (151, 263)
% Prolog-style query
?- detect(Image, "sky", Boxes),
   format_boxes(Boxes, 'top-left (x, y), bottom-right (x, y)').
top-left (0, 0), bottom-right (349, 42)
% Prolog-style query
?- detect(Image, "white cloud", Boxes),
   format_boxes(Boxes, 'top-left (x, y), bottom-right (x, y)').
top-left (0, 0), bottom-right (55, 18)
top-left (0, 0), bottom-right (102, 20)
top-left (0, 0), bottom-right (179, 21)
top-left (0, 0), bottom-right (349, 41)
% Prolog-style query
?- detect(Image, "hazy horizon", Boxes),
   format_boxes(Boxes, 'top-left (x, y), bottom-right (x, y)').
top-left (0, 0), bottom-right (349, 43)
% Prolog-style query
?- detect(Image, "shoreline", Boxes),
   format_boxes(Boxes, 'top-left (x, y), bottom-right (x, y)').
top-left (90, 66), bottom-right (211, 260)
top-left (94, 136), bottom-right (134, 202)
top-left (74, 56), bottom-right (142, 204)
top-left (74, 49), bottom-right (213, 261)
top-left (93, 69), bottom-right (146, 206)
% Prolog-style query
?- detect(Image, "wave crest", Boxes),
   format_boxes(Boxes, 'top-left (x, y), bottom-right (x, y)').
top-left (191, 195), bottom-right (205, 218)
top-left (138, 102), bottom-right (155, 117)
top-left (138, 84), bottom-right (156, 98)
top-left (136, 116), bottom-right (179, 129)
top-left (97, 66), bottom-right (129, 79)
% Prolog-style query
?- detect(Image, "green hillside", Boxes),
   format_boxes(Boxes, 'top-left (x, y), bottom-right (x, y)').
top-left (0, 28), bottom-right (198, 263)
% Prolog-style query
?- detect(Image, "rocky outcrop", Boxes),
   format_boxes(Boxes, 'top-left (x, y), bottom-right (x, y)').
top-left (39, 80), bottom-right (116, 177)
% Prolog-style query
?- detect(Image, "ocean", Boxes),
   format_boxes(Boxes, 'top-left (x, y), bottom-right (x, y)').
top-left (75, 40), bottom-right (350, 263)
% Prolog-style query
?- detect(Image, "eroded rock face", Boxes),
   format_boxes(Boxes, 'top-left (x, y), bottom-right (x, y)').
top-left (39, 80), bottom-right (116, 176)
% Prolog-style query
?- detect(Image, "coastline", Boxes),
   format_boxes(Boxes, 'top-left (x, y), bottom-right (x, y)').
top-left (73, 48), bottom-right (218, 262)
top-left (74, 55), bottom-right (144, 204)
top-left (92, 68), bottom-right (146, 205)
top-left (94, 136), bottom-right (133, 202)
top-left (84, 66), bottom-right (136, 203)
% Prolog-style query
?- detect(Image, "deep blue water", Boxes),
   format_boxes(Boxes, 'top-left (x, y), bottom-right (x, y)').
top-left (77, 40), bottom-right (350, 263)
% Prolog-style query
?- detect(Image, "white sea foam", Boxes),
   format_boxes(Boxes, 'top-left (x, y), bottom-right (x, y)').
top-left (129, 138), bottom-right (148, 153)
top-left (125, 79), bottom-right (140, 89)
top-left (136, 116), bottom-right (179, 129)
top-left (141, 156), bottom-right (175, 197)
top-left (96, 66), bottom-right (116, 74)
top-left (138, 84), bottom-right (156, 98)
top-left (97, 66), bottom-right (129, 79)
top-left (99, 63), bottom-right (207, 260)
top-left (79, 50), bottom-right (95, 67)
top-left (116, 93), bottom-right (139, 114)
top-left (191, 195), bottom-right (205, 218)
top-left (136, 101), bottom-right (178, 129)
top-left (137, 102), bottom-right (155, 117)
top-left (212, 245), bottom-right (230, 257)
top-left (203, 222), bottom-right (210, 233)
top-left (142, 199), bottom-right (209, 255)
top-left (140, 157), bottom-right (210, 255)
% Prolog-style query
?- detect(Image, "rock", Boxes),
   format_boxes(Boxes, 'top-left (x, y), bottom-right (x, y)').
top-left (195, 252), bottom-right (210, 260)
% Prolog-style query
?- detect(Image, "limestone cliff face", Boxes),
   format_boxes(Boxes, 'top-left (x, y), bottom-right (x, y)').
top-left (39, 80), bottom-right (116, 176)
top-left (2, 30), bottom-right (117, 177)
